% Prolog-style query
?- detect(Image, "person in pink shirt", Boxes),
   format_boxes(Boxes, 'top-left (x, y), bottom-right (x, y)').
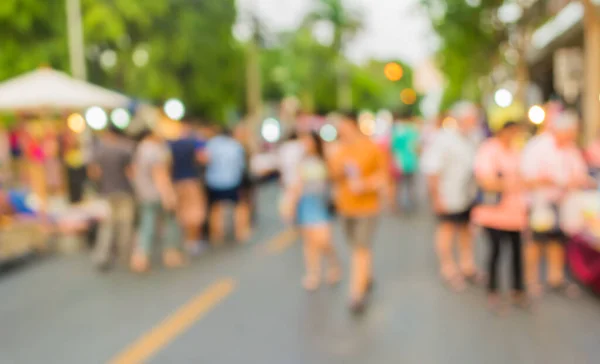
top-left (521, 110), bottom-right (591, 298)
top-left (473, 121), bottom-right (527, 310)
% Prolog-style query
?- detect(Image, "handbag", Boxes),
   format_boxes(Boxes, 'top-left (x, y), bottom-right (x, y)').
top-left (529, 200), bottom-right (561, 234)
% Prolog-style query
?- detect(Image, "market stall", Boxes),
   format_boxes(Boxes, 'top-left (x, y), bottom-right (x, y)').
top-left (0, 67), bottom-right (131, 264)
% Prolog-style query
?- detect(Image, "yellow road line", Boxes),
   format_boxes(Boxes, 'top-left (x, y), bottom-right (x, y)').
top-left (109, 278), bottom-right (236, 364)
top-left (264, 229), bottom-right (298, 254)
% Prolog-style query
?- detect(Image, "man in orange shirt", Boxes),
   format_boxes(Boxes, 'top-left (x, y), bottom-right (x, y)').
top-left (329, 113), bottom-right (386, 313)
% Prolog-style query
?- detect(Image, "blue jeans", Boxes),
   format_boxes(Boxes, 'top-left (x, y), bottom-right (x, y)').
top-left (137, 202), bottom-right (181, 255)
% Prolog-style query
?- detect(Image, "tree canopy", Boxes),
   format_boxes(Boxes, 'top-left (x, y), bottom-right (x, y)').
top-left (421, 0), bottom-right (506, 110)
top-left (1, 0), bottom-right (420, 121)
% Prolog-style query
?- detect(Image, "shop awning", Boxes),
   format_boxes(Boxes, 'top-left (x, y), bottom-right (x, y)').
top-left (0, 68), bottom-right (130, 111)
top-left (527, 0), bottom-right (600, 64)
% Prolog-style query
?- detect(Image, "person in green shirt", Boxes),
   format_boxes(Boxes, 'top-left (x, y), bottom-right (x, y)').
top-left (391, 117), bottom-right (420, 213)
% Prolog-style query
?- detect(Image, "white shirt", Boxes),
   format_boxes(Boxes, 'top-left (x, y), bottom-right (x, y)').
top-left (521, 133), bottom-right (588, 204)
top-left (421, 128), bottom-right (477, 213)
top-left (278, 140), bottom-right (305, 188)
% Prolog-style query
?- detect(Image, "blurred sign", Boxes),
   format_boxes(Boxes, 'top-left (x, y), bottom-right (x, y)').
top-left (554, 48), bottom-right (583, 103)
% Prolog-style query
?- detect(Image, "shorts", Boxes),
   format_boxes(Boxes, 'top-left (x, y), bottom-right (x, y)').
top-left (341, 216), bottom-right (378, 247)
top-left (207, 186), bottom-right (240, 204)
top-left (531, 231), bottom-right (567, 244)
top-left (174, 179), bottom-right (205, 226)
top-left (438, 207), bottom-right (472, 225)
top-left (297, 195), bottom-right (331, 227)
top-left (527, 205), bottom-right (566, 244)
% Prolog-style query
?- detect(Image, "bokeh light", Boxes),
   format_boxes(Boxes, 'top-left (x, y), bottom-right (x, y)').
top-left (384, 63), bottom-right (403, 82)
top-left (400, 88), bottom-right (417, 105)
top-left (261, 118), bottom-right (281, 143)
top-left (132, 47), bottom-right (150, 68)
top-left (375, 109), bottom-right (393, 137)
top-left (494, 88), bottom-right (513, 108)
top-left (110, 108), bottom-right (131, 129)
top-left (358, 111), bottom-right (376, 136)
top-left (319, 124), bottom-right (337, 142)
top-left (164, 98), bottom-right (185, 121)
top-left (67, 113), bottom-right (86, 134)
top-left (85, 107), bottom-right (108, 130)
top-left (528, 105), bottom-right (546, 125)
top-left (99, 49), bottom-right (117, 70)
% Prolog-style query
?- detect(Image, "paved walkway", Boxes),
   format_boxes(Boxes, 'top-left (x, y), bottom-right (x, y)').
top-left (1, 184), bottom-right (600, 364)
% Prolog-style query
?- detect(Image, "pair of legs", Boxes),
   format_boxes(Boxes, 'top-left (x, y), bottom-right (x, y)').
top-left (525, 234), bottom-right (575, 296)
top-left (208, 187), bottom-right (250, 244)
top-left (436, 215), bottom-right (476, 290)
top-left (130, 202), bottom-right (183, 272)
top-left (395, 173), bottom-right (416, 212)
top-left (66, 166), bottom-right (86, 203)
top-left (301, 223), bottom-right (341, 290)
top-left (174, 180), bottom-right (206, 251)
top-left (93, 193), bottom-right (135, 268)
top-left (342, 216), bottom-right (377, 306)
top-left (485, 228), bottom-right (524, 306)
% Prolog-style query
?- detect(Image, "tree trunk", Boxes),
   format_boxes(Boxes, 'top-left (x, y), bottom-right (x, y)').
top-left (246, 40), bottom-right (262, 133)
top-left (583, 0), bottom-right (600, 143)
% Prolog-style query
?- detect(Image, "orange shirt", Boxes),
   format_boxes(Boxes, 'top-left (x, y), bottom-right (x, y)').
top-left (332, 138), bottom-right (385, 217)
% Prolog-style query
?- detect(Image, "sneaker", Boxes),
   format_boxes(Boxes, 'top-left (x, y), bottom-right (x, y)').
top-left (185, 241), bottom-right (208, 257)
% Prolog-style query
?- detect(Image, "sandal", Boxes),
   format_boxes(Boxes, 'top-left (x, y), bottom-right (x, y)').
top-left (548, 281), bottom-right (580, 299)
top-left (511, 291), bottom-right (532, 310)
top-left (349, 297), bottom-right (366, 315)
top-left (463, 271), bottom-right (486, 285)
top-left (302, 275), bottom-right (320, 291)
top-left (528, 283), bottom-right (544, 299)
top-left (443, 273), bottom-right (466, 293)
top-left (326, 267), bottom-right (342, 285)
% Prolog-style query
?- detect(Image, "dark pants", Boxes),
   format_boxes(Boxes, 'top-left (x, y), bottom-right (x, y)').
top-left (485, 228), bottom-right (524, 293)
top-left (67, 166), bottom-right (86, 203)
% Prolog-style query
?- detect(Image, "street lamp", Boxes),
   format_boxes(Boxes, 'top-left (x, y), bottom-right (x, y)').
top-left (85, 106), bottom-right (108, 130)
top-left (528, 105), bottom-right (545, 125)
top-left (163, 99), bottom-right (185, 121)
top-left (111, 108), bottom-right (131, 129)
top-left (494, 89), bottom-right (513, 108)
top-left (261, 118), bottom-right (281, 143)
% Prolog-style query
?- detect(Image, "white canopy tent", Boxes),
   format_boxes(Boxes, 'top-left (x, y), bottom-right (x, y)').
top-left (0, 68), bottom-right (130, 111)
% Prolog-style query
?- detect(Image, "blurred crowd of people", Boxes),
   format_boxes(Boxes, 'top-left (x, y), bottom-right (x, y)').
top-left (0, 120), bottom-right (255, 272)
top-left (3, 98), bottom-right (600, 316)
top-left (279, 100), bottom-right (600, 315)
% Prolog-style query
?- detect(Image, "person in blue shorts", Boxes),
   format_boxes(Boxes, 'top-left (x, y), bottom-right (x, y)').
top-left (290, 131), bottom-right (341, 291)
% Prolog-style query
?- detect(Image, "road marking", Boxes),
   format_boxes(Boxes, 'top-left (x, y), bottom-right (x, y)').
top-left (264, 229), bottom-right (298, 254)
top-left (109, 278), bottom-right (236, 364)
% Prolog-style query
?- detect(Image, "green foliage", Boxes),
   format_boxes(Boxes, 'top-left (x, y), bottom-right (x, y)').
top-left (0, 0), bottom-right (68, 79)
top-left (0, 0), bottom-right (243, 123)
top-left (82, 0), bottom-right (243, 122)
top-left (421, 0), bottom-right (505, 110)
top-left (0, 0), bottom-right (419, 120)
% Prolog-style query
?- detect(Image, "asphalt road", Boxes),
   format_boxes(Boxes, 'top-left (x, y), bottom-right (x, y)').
top-left (2, 183), bottom-right (600, 364)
